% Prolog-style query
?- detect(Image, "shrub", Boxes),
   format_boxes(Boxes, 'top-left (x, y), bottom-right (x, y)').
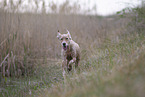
top-left (117, 1), bottom-right (145, 32)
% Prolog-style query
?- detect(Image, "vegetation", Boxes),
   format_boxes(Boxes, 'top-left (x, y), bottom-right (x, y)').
top-left (40, 31), bottom-right (145, 97)
top-left (0, 1), bottom-right (145, 97)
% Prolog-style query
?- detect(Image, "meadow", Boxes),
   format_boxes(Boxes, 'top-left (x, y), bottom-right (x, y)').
top-left (0, 5), bottom-right (145, 97)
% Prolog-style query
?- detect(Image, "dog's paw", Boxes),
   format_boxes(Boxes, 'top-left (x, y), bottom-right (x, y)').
top-left (67, 65), bottom-right (72, 71)
top-left (69, 60), bottom-right (74, 65)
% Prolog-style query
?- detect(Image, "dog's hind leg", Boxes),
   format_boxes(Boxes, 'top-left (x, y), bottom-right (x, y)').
top-left (62, 60), bottom-right (67, 77)
top-left (67, 65), bottom-right (72, 72)
top-left (75, 58), bottom-right (80, 68)
top-left (74, 58), bottom-right (80, 73)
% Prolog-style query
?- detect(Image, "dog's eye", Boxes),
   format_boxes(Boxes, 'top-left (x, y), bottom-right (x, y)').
top-left (66, 38), bottom-right (68, 40)
top-left (60, 38), bottom-right (63, 40)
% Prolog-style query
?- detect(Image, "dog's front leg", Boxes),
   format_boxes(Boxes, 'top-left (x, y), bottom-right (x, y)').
top-left (69, 58), bottom-right (76, 65)
top-left (68, 58), bottom-right (76, 71)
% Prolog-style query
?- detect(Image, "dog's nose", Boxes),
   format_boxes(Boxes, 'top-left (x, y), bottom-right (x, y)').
top-left (63, 43), bottom-right (66, 46)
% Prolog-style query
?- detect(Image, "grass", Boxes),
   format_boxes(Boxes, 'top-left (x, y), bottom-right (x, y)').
top-left (0, 6), bottom-right (145, 97)
top-left (39, 31), bottom-right (145, 97)
top-left (0, 59), bottom-right (63, 97)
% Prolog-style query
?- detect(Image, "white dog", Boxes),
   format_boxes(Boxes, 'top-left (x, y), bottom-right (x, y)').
top-left (57, 30), bottom-right (80, 74)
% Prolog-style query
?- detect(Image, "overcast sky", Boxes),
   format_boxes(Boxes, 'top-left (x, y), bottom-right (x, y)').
top-left (0, 0), bottom-right (142, 16)
top-left (44, 0), bottom-right (141, 15)
top-left (92, 0), bottom-right (142, 15)
top-left (59, 0), bottom-right (142, 16)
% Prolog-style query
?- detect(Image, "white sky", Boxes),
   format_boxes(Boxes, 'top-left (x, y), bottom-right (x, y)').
top-left (58, 0), bottom-right (142, 16)
top-left (0, 0), bottom-right (142, 16)
top-left (94, 0), bottom-right (141, 15)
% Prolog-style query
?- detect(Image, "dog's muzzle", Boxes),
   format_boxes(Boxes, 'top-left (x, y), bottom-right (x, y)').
top-left (62, 43), bottom-right (67, 51)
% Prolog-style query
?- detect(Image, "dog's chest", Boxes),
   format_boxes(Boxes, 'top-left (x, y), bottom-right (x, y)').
top-left (66, 51), bottom-right (73, 60)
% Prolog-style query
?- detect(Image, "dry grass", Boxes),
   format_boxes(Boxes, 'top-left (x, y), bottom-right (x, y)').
top-left (0, 5), bottom-right (145, 97)
top-left (39, 24), bottom-right (145, 97)
top-left (0, 9), bottom-right (127, 77)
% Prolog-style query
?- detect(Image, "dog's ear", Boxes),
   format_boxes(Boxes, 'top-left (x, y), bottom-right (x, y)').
top-left (66, 29), bottom-right (72, 40)
top-left (57, 30), bottom-right (61, 39)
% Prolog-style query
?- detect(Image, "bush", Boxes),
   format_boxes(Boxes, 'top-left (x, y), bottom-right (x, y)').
top-left (117, 1), bottom-right (145, 32)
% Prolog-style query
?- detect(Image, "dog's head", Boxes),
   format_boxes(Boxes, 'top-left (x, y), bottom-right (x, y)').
top-left (57, 30), bottom-right (72, 51)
